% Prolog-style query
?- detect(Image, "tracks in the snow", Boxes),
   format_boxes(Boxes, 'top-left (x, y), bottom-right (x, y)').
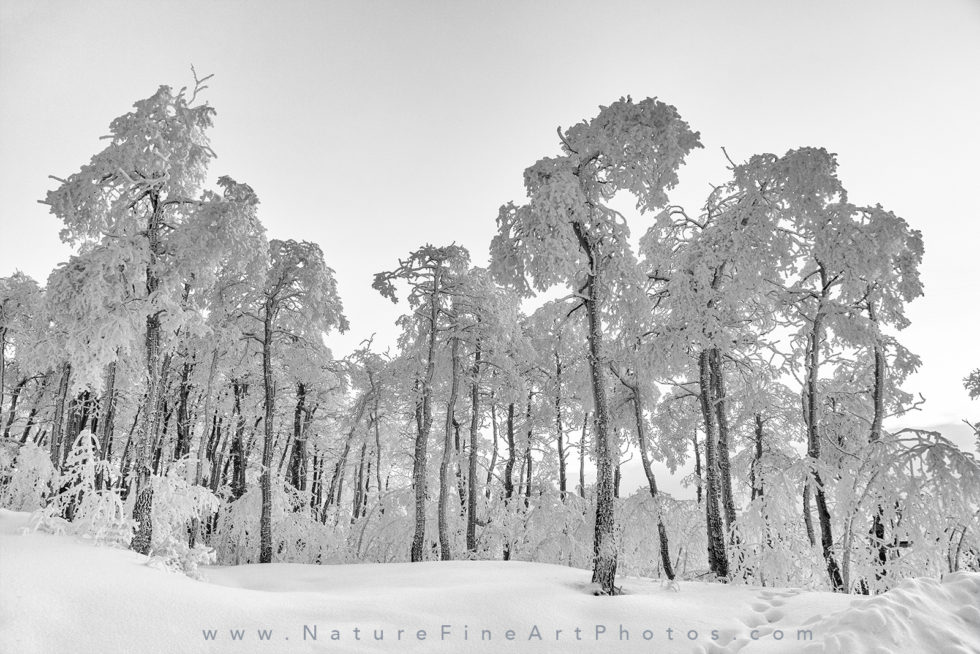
top-left (699, 587), bottom-right (804, 654)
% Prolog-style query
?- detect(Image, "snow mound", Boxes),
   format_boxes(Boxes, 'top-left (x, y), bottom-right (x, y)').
top-left (781, 573), bottom-right (980, 654)
top-left (2, 509), bottom-right (976, 654)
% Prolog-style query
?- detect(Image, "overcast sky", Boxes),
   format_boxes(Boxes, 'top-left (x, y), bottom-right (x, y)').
top-left (1, 1), bottom-right (977, 491)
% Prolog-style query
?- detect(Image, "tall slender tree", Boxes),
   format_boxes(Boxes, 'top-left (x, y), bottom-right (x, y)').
top-left (491, 97), bottom-right (700, 593)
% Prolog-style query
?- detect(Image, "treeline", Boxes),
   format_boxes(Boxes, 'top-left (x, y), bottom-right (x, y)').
top-left (0, 79), bottom-right (977, 593)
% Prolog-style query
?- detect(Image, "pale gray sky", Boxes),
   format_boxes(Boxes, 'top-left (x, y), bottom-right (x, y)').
top-left (1, 1), bottom-right (978, 480)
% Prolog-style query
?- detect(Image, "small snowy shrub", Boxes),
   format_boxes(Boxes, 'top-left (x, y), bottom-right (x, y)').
top-left (0, 442), bottom-right (55, 511)
top-left (33, 430), bottom-right (134, 547)
top-left (147, 461), bottom-right (219, 577)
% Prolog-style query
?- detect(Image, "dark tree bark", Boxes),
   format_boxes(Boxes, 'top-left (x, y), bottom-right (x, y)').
top-left (174, 362), bottom-right (194, 460)
top-left (229, 381), bottom-right (249, 501)
top-left (438, 335), bottom-right (460, 561)
top-left (522, 391), bottom-right (533, 509)
top-left (287, 383), bottom-right (308, 491)
top-left (466, 344), bottom-right (481, 552)
top-left (555, 351), bottom-right (567, 499)
top-left (579, 412), bottom-right (588, 499)
top-left (95, 363), bottom-right (117, 491)
top-left (259, 301), bottom-right (275, 563)
top-left (189, 350), bottom-right (218, 547)
top-left (618, 371), bottom-right (675, 580)
top-left (49, 362), bottom-right (71, 468)
top-left (693, 428), bottom-right (703, 506)
top-left (311, 453), bottom-right (324, 512)
top-left (371, 387), bottom-right (383, 515)
top-left (411, 266), bottom-right (441, 562)
top-left (485, 399), bottom-right (498, 500)
top-left (326, 393), bottom-right (368, 513)
top-left (19, 373), bottom-right (49, 444)
top-left (352, 441), bottom-right (367, 522)
top-left (803, 266), bottom-right (844, 591)
top-left (132, 196), bottom-right (165, 556)
top-left (571, 221), bottom-right (617, 594)
top-left (709, 349), bottom-right (737, 531)
top-left (868, 301), bottom-right (888, 584)
top-left (502, 402), bottom-right (516, 561)
top-left (698, 350), bottom-right (729, 579)
top-left (453, 418), bottom-right (466, 515)
top-left (751, 414), bottom-right (765, 501)
top-left (503, 402), bottom-right (516, 502)
top-left (2, 376), bottom-right (31, 439)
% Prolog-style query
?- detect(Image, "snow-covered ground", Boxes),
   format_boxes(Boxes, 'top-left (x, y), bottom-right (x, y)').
top-left (0, 509), bottom-right (977, 654)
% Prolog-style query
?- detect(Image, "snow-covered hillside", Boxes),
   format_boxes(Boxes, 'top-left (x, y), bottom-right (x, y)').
top-left (1, 510), bottom-right (976, 654)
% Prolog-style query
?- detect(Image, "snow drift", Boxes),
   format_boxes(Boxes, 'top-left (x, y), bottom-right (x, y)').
top-left (0, 510), bottom-right (976, 654)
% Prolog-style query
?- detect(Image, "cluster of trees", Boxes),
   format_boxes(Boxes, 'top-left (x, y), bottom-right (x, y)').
top-left (1, 80), bottom-right (977, 594)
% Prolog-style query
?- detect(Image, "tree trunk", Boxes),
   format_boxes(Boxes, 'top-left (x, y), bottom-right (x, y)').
top-left (523, 391), bottom-right (533, 508)
top-left (0, 328), bottom-right (5, 429)
top-left (868, 301), bottom-right (888, 585)
top-left (573, 224), bottom-right (618, 594)
top-left (503, 401), bottom-right (516, 561)
top-left (411, 266), bottom-right (441, 562)
top-left (259, 302), bottom-right (276, 564)
top-left (579, 412), bottom-right (588, 499)
top-left (95, 363), bottom-right (117, 490)
top-left (352, 441), bottom-right (367, 522)
top-left (132, 199), bottom-right (165, 556)
top-left (189, 350), bottom-right (218, 547)
top-left (326, 393), bottom-right (369, 513)
top-left (555, 351), bottom-right (567, 499)
top-left (627, 374), bottom-right (675, 580)
top-left (372, 389), bottom-right (383, 515)
top-left (229, 381), bottom-right (249, 501)
top-left (466, 344), bottom-right (481, 553)
top-left (709, 349), bottom-right (737, 530)
top-left (311, 453), bottom-right (323, 513)
top-left (454, 418), bottom-right (466, 514)
top-left (751, 414), bottom-right (765, 501)
top-left (287, 383), bottom-right (308, 491)
top-left (698, 350), bottom-right (729, 578)
top-left (19, 373), bottom-right (49, 444)
top-left (2, 376), bottom-right (30, 440)
top-left (438, 335), bottom-right (460, 561)
top-left (49, 362), bottom-right (71, 468)
top-left (174, 362), bottom-right (193, 460)
top-left (803, 273), bottom-right (844, 590)
top-left (485, 399), bottom-right (498, 499)
top-left (693, 428), bottom-right (703, 506)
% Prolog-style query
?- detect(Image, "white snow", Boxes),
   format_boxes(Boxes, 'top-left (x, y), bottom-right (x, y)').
top-left (0, 509), bottom-right (977, 654)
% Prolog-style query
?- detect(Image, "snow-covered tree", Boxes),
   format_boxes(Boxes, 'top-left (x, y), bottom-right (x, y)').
top-left (490, 96), bottom-right (700, 594)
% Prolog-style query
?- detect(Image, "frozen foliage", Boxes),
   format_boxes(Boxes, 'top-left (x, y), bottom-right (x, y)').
top-left (1, 81), bottom-right (977, 639)
top-left (0, 442), bottom-right (54, 511)
top-left (211, 482), bottom-right (345, 565)
top-left (146, 463), bottom-right (219, 577)
top-left (32, 431), bottom-right (133, 547)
